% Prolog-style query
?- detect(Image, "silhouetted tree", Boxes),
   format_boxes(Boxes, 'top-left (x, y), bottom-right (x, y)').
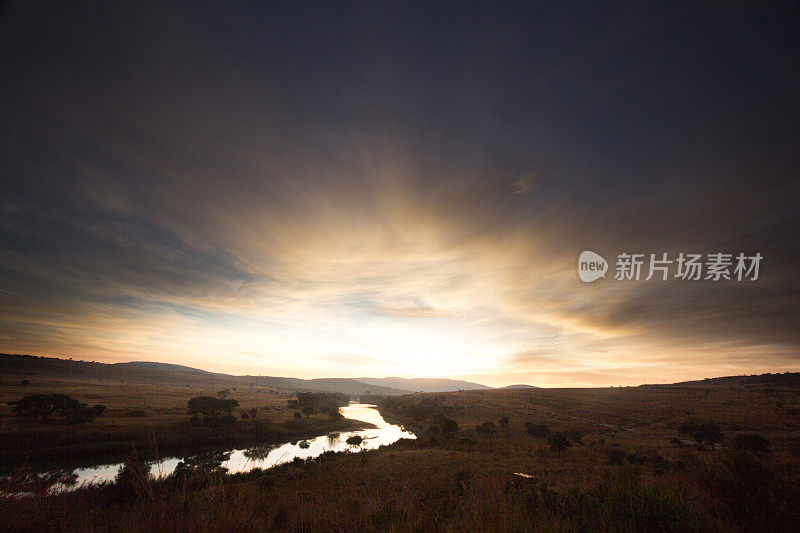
top-left (441, 418), bottom-right (459, 434)
top-left (187, 396), bottom-right (239, 425)
top-left (8, 394), bottom-right (93, 424)
top-left (302, 405), bottom-right (314, 418)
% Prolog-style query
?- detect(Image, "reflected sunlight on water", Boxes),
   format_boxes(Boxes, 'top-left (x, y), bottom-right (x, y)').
top-left (59, 403), bottom-right (414, 489)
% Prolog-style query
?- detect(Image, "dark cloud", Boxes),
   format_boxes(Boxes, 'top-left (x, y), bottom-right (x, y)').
top-left (0, 1), bottom-right (798, 384)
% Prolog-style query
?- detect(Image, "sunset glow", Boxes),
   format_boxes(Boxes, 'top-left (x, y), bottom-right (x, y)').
top-left (1, 2), bottom-right (798, 387)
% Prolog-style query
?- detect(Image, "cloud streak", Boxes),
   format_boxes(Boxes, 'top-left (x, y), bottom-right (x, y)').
top-left (0, 1), bottom-right (798, 386)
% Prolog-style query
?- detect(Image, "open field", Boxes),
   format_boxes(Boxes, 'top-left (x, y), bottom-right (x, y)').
top-left (2, 372), bottom-right (800, 531)
top-left (0, 371), bottom-right (368, 469)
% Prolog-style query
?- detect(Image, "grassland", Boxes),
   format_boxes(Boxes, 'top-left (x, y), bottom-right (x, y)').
top-left (0, 373), bottom-right (368, 469)
top-left (2, 372), bottom-right (800, 531)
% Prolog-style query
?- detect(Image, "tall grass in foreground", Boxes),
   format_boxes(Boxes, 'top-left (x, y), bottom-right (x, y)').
top-left (2, 439), bottom-right (798, 532)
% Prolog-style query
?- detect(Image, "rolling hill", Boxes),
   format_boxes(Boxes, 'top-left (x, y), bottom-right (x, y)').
top-left (357, 376), bottom-right (491, 393)
top-left (0, 354), bottom-right (408, 396)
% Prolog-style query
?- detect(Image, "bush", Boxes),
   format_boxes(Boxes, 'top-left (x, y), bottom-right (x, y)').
top-left (441, 418), bottom-right (459, 434)
top-left (607, 449), bottom-right (626, 465)
top-left (548, 432), bottom-right (572, 452)
top-left (293, 411), bottom-right (302, 419)
top-left (564, 428), bottom-right (584, 444)
top-left (732, 434), bottom-right (770, 454)
top-left (571, 480), bottom-right (706, 530)
top-left (499, 416), bottom-right (509, 428)
top-left (114, 450), bottom-right (151, 501)
top-left (678, 418), bottom-right (723, 445)
top-left (68, 406), bottom-right (96, 424)
top-left (475, 421), bottom-right (498, 433)
top-left (525, 421), bottom-right (550, 438)
top-left (173, 451), bottom-right (231, 488)
top-left (696, 449), bottom-right (800, 529)
top-left (8, 393), bottom-right (92, 424)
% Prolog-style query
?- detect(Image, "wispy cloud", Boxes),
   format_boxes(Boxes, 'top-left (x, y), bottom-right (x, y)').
top-left (0, 1), bottom-right (798, 385)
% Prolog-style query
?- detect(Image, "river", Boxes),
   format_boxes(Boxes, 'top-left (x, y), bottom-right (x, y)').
top-left (55, 403), bottom-right (415, 490)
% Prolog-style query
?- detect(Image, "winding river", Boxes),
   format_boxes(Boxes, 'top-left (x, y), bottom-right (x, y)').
top-left (57, 403), bottom-right (415, 490)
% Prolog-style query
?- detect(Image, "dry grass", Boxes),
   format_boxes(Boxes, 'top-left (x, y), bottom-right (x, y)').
top-left (0, 373), bottom-right (363, 469)
top-left (2, 377), bottom-right (800, 531)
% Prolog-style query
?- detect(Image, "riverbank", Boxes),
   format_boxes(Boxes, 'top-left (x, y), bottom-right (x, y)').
top-left (0, 416), bottom-right (373, 472)
top-left (2, 381), bottom-right (799, 531)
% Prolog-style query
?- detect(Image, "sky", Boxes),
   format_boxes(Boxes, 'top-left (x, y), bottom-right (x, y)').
top-left (1, 1), bottom-right (799, 387)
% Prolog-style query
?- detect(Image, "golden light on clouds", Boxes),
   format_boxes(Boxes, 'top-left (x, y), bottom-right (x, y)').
top-left (1, 1), bottom-right (798, 386)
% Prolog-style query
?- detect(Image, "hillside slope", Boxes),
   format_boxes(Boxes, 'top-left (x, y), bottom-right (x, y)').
top-left (357, 376), bottom-right (490, 392)
top-left (0, 354), bottom-right (407, 395)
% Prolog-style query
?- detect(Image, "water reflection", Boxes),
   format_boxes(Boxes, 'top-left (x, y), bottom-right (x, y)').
top-left (59, 403), bottom-right (414, 489)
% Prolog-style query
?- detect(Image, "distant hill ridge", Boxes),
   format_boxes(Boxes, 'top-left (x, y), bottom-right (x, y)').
top-left (357, 377), bottom-right (491, 392)
top-left (0, 353), bottom-right (406, 396)
top-left (9, 353), bottom-right (793, 392)
top-left (671, 372), bottom-right (800, 387)
top-left (0, 354), bottom-right (492, 394)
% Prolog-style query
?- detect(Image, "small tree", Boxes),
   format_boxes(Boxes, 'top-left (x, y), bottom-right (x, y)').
top-left (302, 405), bottom-right (314, 418)
top-left (187, 396), bottom-right (239, 425)
top-left (9, 394), bottom-right (88, 423)
top-left (293, 411), bottom-right (302, 419)
top-left (499, 416), bottom-right (509, 428)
